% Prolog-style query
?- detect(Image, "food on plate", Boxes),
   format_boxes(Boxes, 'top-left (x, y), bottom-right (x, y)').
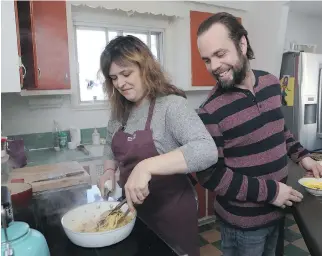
top-left (75, 209), bottom-right (132, 233)
top-left (302, 180), bottom-right (322, 190)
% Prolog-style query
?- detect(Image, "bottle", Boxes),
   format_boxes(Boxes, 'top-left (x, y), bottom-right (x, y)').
top-left (58, 131), bottom-right (68, 149)
top-left (92, 128), bottom-right (100, 145)
top-left (53, 120), bottom-right (60, 151)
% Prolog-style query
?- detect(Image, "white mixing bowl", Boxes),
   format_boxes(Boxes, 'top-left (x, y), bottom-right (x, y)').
top-left (298, 177), bottom-right (322, 197)
top-left (61, 201), bottom-right (136, 248)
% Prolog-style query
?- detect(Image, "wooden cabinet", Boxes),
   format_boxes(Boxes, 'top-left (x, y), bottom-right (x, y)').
top-left (1, 1), bottom-right (22, 93)
top-left (16, 0), bottom-right (70, 90)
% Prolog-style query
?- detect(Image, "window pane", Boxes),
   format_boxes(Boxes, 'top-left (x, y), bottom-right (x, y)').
top-left (123, 32), bottom-right (148, 45)
top-left (151, 34), bottom-right (158, 60)
top-left (76, 28), bottom-right (107, 102)
top-left (108, 31), bottom-right (118, 42)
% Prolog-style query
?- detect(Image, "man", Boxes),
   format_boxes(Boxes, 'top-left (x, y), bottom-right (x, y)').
top-left (196, 12), bottom-right (322, 256)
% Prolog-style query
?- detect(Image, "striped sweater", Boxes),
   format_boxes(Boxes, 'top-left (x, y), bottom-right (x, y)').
top-left (197, 70), bottom-right (310, 230)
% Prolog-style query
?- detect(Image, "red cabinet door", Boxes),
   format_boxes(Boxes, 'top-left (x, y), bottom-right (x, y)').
top-left (30, 1), bottom-right (70, 90)
top-left (14, 1), bottom-right (24, 88)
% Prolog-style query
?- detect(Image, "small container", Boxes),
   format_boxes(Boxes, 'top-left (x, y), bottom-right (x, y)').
top-left (68, 141), bottom-right (76, 150)
top-left (92, 128), bottom-right (100, 145)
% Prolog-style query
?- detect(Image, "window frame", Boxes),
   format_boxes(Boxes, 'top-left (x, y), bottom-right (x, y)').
top-left (71, 21), bottom-right (165, 109)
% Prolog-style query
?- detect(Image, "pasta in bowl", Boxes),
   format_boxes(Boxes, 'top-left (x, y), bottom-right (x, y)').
top-left (61, 201), bottom-right (136, 248)
top-left (298, 177), bottom-right (322, 197)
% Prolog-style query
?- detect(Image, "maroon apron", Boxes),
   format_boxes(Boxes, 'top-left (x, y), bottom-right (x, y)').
top-left (111, 99), bottom-right (199, 256)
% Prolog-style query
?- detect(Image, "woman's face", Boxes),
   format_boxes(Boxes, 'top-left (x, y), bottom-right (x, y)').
top-left (109, 62), bottom-right (146, 103)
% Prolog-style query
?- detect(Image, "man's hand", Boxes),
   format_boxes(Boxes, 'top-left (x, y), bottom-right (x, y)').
top-left (271, 182), bottom-right (303, 208)
top-left (300, 157), bottom-right (322, 178)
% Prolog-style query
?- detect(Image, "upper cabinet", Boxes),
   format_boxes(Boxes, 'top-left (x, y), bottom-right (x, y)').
top-left (1, 1), bottom-right (22, 93)
top-left (16, 0), bottom-right (71, 91)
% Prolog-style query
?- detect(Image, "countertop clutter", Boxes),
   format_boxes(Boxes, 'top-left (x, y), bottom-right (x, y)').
top-left (13, 185), bottom-right (183, 256)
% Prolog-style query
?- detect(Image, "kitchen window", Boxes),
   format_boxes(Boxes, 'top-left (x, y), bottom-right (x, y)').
top-left (74, 26), bottom-right (163, 103)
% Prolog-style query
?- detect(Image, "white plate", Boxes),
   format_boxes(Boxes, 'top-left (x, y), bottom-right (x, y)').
top-left (61, 201), bottom-right (136, 248)
top-left (298, 177), bottom-right (322, 196)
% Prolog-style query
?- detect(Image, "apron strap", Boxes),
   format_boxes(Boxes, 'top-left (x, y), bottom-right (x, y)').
top-left (120, 110), bottom-right (130, 131)
top-left (120, 99), bottom-right (156, 131)
top-left (145, 98), bottom-right (156, 130)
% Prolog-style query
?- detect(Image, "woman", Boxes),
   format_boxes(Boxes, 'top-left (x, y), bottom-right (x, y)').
top-left (98, 35), bottom-right (218, 256)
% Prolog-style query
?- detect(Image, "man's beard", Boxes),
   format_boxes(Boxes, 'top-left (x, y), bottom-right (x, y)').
top-left (213, 53), bottom-right (248, 90)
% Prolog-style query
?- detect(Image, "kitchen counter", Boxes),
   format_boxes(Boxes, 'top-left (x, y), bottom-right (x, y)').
top-left (287, 161), bottom-right (322, 256)
top-left (13, 185), bottom-right (185, 256)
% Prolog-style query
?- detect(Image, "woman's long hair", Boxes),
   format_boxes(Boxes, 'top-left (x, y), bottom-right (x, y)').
top-left (100, 35), bottom-right (186, 121)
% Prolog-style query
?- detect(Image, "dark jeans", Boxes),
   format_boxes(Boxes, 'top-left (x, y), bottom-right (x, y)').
top-left (219, 221), bottom-right (280, 256)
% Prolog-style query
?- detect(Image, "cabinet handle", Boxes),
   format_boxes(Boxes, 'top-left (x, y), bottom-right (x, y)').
top-left (19, 57), bottom-right (26, 79)
top-left (38, 68), bottom-right (41, 79)
top-left (21, 64), bottom-right (26, 79)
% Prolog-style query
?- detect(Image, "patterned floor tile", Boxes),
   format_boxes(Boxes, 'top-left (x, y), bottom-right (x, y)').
top-left (200, 244), bottom-right (222, 256)
top-left (284, 228), bottom-right (303, 242)
top-left (285, 217), bottom-right (296, 227)
top-left (198, 222), bottom-right (217, 233)
top-left (292, 238), bottom-right (309, 252)
top-left (212, 240), bottom-right (222, 251)
top-left (289, 224), bottom-right (301, 234)
top-left (200, 230), bottom-right (221, 243)
top-left (284, 244), bottom-right (310, 256)
top-left (199, 235), bottom-right (209, 247)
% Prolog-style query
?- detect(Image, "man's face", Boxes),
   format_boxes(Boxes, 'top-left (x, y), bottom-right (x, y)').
top-left (197, 23), bottom-right (248, 89)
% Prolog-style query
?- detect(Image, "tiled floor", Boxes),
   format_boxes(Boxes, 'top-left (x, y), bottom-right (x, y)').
top-left (199, 214), bottom-right (310, 256)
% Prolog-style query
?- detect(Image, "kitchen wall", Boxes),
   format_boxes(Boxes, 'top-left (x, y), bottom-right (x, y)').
top-left (1, 91), bottom-right (209, 135)
top-left (1, 1), bottom-right (289, 136)
top-left (284, 10), bottom-right (322, 53)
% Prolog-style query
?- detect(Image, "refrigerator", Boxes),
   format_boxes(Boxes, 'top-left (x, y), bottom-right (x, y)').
top-left (279, 51), bottom-right (322, 152)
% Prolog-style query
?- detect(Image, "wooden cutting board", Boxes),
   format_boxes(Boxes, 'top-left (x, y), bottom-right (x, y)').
top-left (8, 161), bottom-right (91, 193)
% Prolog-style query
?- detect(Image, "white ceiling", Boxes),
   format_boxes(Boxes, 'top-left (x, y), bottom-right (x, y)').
top-left (288, 1), bottom-right (322, 18)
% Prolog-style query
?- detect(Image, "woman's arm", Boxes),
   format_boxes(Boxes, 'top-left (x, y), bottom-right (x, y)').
top-left (139, 95), bottom-right (218, 175)
top-left (135, 149), bottom-right (187, 175)
top-left (124, 96), bottom-right (218, 209)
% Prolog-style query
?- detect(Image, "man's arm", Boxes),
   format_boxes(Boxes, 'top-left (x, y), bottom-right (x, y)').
top-left (283, 125), bottom-right (310, 163)
top-left (197, 110), bottom-right (279, 204)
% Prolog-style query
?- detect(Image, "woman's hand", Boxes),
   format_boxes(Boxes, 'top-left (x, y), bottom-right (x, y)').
top-left (98, 169), bottom-right (115, 197)
top-left (125, 160), bottom-right (151, 212)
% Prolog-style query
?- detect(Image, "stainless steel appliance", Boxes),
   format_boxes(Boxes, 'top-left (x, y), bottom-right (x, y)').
top-left (279, 51), bottom-right (322, 152)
